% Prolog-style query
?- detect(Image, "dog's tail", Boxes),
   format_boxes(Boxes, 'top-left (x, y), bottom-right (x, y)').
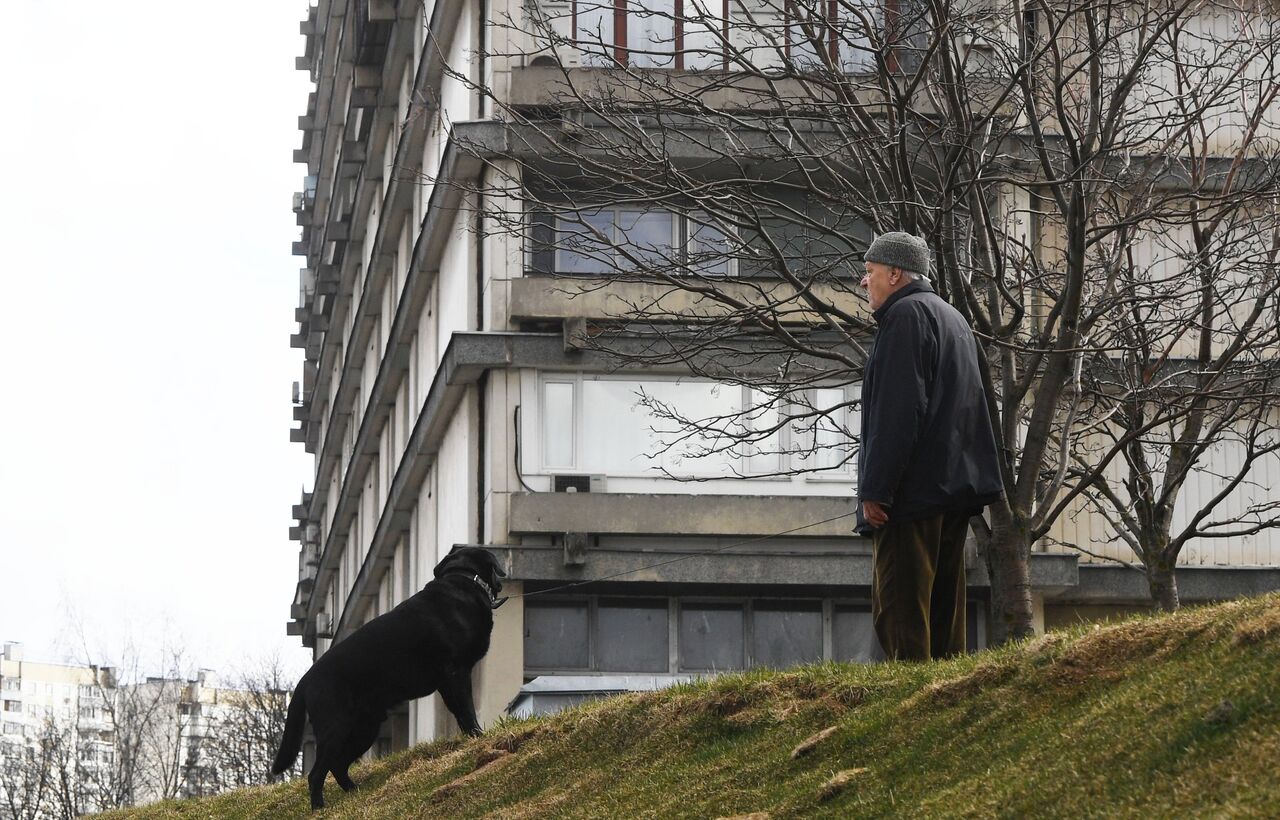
top-left (270, 683), bottom-right (307, 776)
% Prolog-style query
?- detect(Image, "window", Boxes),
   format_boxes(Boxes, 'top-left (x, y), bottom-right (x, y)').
top-left (598, 599), bottom-right (669, 671)
top-left (574, 0), bottom-right (728, 69)
top-left (541, 208), bottom-right (737, 277)
top-left (679, 603), bottom-right (745, 671)
top-left (525, 601), bottom-right (591, 669)
top-left (0, 678), bottom-right (18, 692)
top-left (832, 606), bottom-right (884, 662)
top-left (536, 374), bottom-right (858, 481)
top-left (752, 601), bottom-right (823, 668)
top-left (556, 208), bottom-right (678, 274)
top-left (787, 0), bottom-right (882, 74)
top-left (2, 700), bottom-right (19, 712)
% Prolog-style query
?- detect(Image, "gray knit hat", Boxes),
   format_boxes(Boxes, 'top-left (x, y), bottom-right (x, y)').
top-left (864, 231), bottom-right (932, 278)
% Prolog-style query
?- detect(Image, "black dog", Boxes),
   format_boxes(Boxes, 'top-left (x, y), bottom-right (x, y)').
top-left (271, 545), bottom-right (506, 809)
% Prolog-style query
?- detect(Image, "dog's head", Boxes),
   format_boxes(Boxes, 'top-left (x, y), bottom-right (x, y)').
top-left (433, 546), bottom-right (507, 605)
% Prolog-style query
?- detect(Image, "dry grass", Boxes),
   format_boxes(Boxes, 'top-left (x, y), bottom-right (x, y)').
top-left (104, 592), bottom-right (1280, 820)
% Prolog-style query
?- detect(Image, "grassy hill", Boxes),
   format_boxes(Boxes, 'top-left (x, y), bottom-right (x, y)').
top-left (106, 592), bottom-right (1280, 818)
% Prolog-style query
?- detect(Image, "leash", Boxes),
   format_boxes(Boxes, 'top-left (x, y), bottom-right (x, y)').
top-left (495, 509), bottom-right (859, 604)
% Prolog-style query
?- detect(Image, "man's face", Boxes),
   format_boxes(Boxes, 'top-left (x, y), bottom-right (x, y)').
top-left (861, 261), bottom-right (903, 311)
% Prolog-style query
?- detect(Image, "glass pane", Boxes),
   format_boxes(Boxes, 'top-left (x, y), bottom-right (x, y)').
top-left (837, 1), bottom-right (880, 74)
top-left (525, 601), bottom-right (590, 669)
top-left (543, 381), bottom-right (576, 468)
top-left (833, 606), bottom-right (884, 663)
top-left (557, 210), bottom-right (616, 274)
top-left (745, 388), bottom-right (783, 474)
top-left (580, 379), bottom-right (663, 474)
top-left (576, 0), bottom-right (616, 67)
top-left (679, 603), bottom-right (744, 671)
top-left (628, 0), bottom-right (676, 68)
top-left (683, 0), bottom-right (724, 70)
top-left (617, 209), bottom-right (675, 270)
top-left (752, 603), bottom-right (823, 668)
top-left (813, 387), bottom-right (851, 471)
top-left (789, 2), bottom-right (830, 69)
top-left (688, 213), bottom-right (732, 276)
top-left (654, 381), bottom-right (741, 476)
top-left (598, 599), bottom-right (669, 672)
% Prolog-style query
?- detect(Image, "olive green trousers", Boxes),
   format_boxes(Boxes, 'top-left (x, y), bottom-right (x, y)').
top-left (871, 510), bottom-right (972, 662)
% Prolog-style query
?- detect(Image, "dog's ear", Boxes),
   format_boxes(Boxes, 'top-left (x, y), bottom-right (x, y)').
top-left (433, 551), bottom-right (461, 578)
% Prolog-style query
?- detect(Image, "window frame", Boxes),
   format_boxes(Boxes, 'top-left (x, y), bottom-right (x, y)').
top-left (784, 0), bottom-right (889, 74)
top-left (572, 0), bottom-right (731, 70)
top-left (533, 372), bottom-right (859, 482)
top-left (521, 594), bottom-right (914, 676)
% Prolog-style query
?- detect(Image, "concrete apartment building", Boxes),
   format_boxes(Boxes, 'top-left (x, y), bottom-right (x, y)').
top-left (1, 644), bottom-right (248, 809)
top-left (0, 642), bottom-right (116, 811)
top-left (285, 0), bottom-right (1280, 749)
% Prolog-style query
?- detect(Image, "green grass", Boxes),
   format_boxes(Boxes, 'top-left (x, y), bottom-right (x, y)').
top-left (105, 593), bottom-right (1280, 818)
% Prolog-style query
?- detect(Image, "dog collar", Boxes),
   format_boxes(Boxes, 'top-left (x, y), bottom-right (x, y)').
top-left (471, 575), bottom-right (508, 609)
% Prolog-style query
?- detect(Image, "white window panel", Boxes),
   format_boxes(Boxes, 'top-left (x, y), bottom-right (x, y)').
top-left (536, 373), bottom-right (860, 489)
top-left (683, 0), bottom-right (726, 70)
top-left (630, 0), bottom-right (678, 67)
top-left (576, 0), bottom-right (617, 66)
top-left (579, 378), bottom-right (662, 473)
top-left (744, 387), bottom-right (784, 474)
top-left (836, 1), bottom-right (880, 74)
top-left (542, 381), bottom-right (577, 468)
top-left (812, 386), bottom-right (853, 472)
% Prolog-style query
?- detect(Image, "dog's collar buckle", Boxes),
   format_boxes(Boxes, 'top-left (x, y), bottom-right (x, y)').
top-left (471, 574), bottom-right (508, 610)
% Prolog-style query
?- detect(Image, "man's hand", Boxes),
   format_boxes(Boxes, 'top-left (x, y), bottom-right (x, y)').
top-left (862, 500), bottom-right (890, 528)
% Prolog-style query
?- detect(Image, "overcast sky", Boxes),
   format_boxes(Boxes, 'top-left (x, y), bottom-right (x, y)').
top-left (1, 2), bottom-right (316, 681)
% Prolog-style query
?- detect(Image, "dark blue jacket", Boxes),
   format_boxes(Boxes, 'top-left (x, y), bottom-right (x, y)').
top-left (855, 280), bottom-right (1003, 535)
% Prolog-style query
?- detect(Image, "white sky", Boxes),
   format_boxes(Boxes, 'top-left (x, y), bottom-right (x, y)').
top-left (1, 2), bottom-right (316, 681)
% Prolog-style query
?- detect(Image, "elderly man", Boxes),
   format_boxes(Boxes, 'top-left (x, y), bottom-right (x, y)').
top-left (855, 232), bottom-right (1003, 662)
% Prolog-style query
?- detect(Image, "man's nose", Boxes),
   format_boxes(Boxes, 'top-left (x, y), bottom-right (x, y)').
top-left (860, 275), bottom-right (870, 288)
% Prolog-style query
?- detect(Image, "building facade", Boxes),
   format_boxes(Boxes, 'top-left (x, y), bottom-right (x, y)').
top-left (285, 0), bottom-right (1280, 751)
top-left (0, 644), bottom-right (274, 813)
top-left (0, 642), bottom-right (116, 815)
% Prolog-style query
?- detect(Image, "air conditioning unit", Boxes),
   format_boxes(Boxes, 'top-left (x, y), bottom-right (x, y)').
top-left (552, 474), bottom-right (606, 493)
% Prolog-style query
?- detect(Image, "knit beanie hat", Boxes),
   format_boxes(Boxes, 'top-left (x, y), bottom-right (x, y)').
top-left (863, 232), bottom-right (932, 277)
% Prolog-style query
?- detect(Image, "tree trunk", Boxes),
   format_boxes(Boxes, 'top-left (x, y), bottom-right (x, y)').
top-left (1146, 561), bottom-right (1180, 612)
top-left (983, 507), bottom-right (1036, 645)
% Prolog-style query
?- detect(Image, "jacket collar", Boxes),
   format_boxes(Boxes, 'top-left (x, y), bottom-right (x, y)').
top-left (872, 279), bottom-right (934, 324)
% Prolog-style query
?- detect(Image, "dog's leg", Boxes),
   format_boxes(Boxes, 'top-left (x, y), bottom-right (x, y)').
top-left (439, 667), bottom-right (483, 737)
top-left (307, 756), bottom-right (328, 810)
top-left (333, 716), bottom-right (381, 792)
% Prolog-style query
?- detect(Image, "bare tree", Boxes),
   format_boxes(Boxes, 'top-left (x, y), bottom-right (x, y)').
top-left (201, 657), bottom-right (301, 792)
top-left (1034, 7), bottom-right (1280, 609)
top-left (0, 719), bottom-right (65, 820)
top-left (411, 0), bottom-right (1280, 640)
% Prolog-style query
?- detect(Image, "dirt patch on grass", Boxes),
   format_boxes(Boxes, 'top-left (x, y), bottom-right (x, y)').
top-left (791, 726), bottom-right (840, 759)
top-left (430, 750), bottom-right (517, 803)
top-left (1045, 620), bottom-right (1182, 687)
top-left (1233, 607), bottom-right (1280, 646)
top-left (817, 768), bottom-right (868, 801)
top-left (916, 661), bottom-right (1018, 707)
